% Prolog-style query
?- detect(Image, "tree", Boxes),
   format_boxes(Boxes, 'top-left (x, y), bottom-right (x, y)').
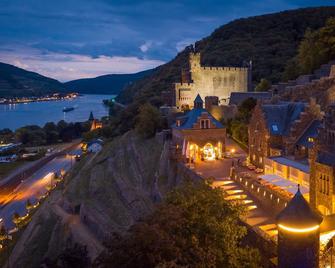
top-left (0, 225), bottom-right (7, 241)
top-left (237, 97), bottom-right (257, 122)
top-left (285, 17), bottom-right (335, 78)
top-left (255, 78), bottom-right (271, 92)
top-left (135, 103), bottom-right (162, 139)
top-left (26, 199), bottom-right (33, 210)
top-left (95, 180), bottom-right (260, 268)
top-left (12, 212), bottom-right (20, 226)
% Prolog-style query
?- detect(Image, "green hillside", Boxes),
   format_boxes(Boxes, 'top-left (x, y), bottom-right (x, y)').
top-left (0, 62), bottom-right (66, 98)
top-left (117, 6), bottom-right (335, 104)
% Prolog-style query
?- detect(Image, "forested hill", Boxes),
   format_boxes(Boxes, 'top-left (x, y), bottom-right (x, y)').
top-left (0, 62), bottom-right (66, 98)
top-left (117, 6), bottom-right (335, 104)
top-left (64, 69), bottom-right (153, 95)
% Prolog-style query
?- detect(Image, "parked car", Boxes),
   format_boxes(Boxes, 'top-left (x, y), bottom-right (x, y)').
top-left (255, 168), bottom-right (264, 174)
top-left (247, 164), bottom-right (256, 170)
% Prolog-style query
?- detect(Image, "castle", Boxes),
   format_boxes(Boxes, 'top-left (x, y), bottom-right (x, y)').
top-left (174, 51), bottom-right (251, 110)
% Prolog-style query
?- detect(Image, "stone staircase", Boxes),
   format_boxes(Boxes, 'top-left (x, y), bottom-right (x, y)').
top-left (212, 178), bottom-right (277, 240)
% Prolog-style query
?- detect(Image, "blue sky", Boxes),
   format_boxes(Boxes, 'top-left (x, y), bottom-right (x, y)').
top-left (0, 0), bottom-right (334, 81)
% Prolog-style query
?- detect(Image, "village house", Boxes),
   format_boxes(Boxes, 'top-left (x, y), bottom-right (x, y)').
top-left (172, 95), bottom-right (226, 163)
top-left (248, 99), bottom-right (322, 169)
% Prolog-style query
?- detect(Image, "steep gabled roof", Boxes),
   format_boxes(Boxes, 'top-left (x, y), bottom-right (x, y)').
top-left (262, 102), bottom-right (305, 136)
top-left (194, 94), bottom-right (203, 104)
top-left (172, 108), bottom-right (224, 130)
top-left (296, 120), bottom-right (321, 148)
top-left (276, 187), bottom-right (323, 228)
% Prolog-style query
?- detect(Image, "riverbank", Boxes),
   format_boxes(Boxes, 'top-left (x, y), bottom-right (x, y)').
top-left (0, 93), bottom-right (79, 105)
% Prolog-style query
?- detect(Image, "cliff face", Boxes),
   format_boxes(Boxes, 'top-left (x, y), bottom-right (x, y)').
top-left (8, 132), bottom-right (176, 267)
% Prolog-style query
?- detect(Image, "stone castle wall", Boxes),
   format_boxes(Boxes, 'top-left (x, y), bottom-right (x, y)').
top-left (175, 52), bottom-right (249, 109)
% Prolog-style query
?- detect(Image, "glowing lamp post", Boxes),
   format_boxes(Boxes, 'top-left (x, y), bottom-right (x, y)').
top-left (276, 185), bottom-right (323, 268)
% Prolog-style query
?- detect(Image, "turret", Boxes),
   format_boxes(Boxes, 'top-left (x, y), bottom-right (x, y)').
top-left (193, 94), bottom-right (203, 109)
top-left (189, 52), bottom-right (201, 70)
top-left (89, 111), bottom-right (94, 121)
top-left (276, 186), bottom-right (323, 268)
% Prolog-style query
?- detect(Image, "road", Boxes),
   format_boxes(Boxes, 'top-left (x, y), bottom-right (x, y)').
top-left (0, 144), bottom-right (80, 230)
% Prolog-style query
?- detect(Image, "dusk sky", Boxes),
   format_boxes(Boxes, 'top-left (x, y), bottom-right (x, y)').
top-left (0, 0), bottom-right (334, 81)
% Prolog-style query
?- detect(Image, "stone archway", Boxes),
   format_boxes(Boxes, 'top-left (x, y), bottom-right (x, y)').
top-left (203, 143), bottom-right (216, 161)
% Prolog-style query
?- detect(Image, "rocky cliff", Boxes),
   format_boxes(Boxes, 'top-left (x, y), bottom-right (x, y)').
top-left (7, 132), bottom-right (177, 267)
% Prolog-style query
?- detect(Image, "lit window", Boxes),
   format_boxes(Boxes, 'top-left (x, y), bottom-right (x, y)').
top-left (200, 119), bottom-right (210, 129)
top-left (272, 124), bottom-right (278, 132)
top-left (308, 137), bottom-right (314, 142)
top-left (176, 120), bottom-right (181, 127)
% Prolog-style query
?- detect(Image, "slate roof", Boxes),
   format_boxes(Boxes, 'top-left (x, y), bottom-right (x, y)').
top-left (317, 151), bottom-right (335, 166)
top-left (229, 92), bottom-right (272, 105)
top-left (276, 187), bottom-right (323, 228)
top-left (172, 108), bottom-right (224, 130)
top-left (269, 156), bottom-right (310, 173)
top-left (262, 102), bottom-right (305, 136)
top-left (194, 94), bottom-right (203, 104)
top-left (296, 120), bottom-right (322, 148)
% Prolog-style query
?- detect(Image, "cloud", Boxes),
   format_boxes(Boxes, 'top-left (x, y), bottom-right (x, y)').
top-left (0, 47), bottom-right (165, 81)
top-left (140, 41), bottom-right (153, 53)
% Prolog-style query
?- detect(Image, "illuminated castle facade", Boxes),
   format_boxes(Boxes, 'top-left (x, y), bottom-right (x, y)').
top-left (174, 51), bottom-right (250, 110)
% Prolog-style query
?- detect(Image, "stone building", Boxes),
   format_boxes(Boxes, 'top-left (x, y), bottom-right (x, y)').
top-left (172, 95), bottom-right (226, 162)
top-left (248, 100), bottom-right (322, 168)
top-left (310, 104), bottom-right (335, 215)
top-left (174, 51), bottom-right (250, 110)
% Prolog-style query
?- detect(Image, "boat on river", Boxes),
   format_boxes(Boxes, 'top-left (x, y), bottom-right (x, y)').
top-left (62, 107), bottom-right (75, 112)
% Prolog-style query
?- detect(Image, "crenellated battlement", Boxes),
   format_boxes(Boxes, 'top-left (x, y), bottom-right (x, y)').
top-left (200, 66), bottom-right (248, 72)
top-left (174, 51), bottom-right (250, 109)
top-left (175, 82), bottom-right (193, 87)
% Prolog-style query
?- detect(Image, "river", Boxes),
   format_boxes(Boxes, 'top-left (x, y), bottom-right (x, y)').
top-left (0, 94), bottom-right (115, 130)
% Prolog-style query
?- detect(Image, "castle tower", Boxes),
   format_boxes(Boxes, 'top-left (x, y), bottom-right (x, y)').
top-left (194, 94), bottom-right (203, 109)
top-left (276, 186), bottom-right (323, 268)
top-left (189, 52), bottom-right (201, 71)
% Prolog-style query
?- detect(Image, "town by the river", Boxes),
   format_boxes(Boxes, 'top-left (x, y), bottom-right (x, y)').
top-left (0, 94), bottom-right (115, 130)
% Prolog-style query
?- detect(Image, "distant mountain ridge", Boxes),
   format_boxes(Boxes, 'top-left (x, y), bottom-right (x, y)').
top-left (0, 62), bottom-right (66, 98)
top-left (64, 69), bottom-right (153, 95)
top-left (0, 62), bottom-right (153, 98)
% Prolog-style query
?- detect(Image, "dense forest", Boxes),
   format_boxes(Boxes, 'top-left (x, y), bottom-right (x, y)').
top-left (117, 6), bottom-right (335, 104)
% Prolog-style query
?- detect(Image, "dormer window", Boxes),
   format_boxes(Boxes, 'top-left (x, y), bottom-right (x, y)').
top-left (200, 119), bottom-right (210, 129)
top-left (176, 120), bottom-right (181, 127)
top-left (272, 124), bottom-right (278, 132)
top-left (308, 137), bottom-right (314, 143)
